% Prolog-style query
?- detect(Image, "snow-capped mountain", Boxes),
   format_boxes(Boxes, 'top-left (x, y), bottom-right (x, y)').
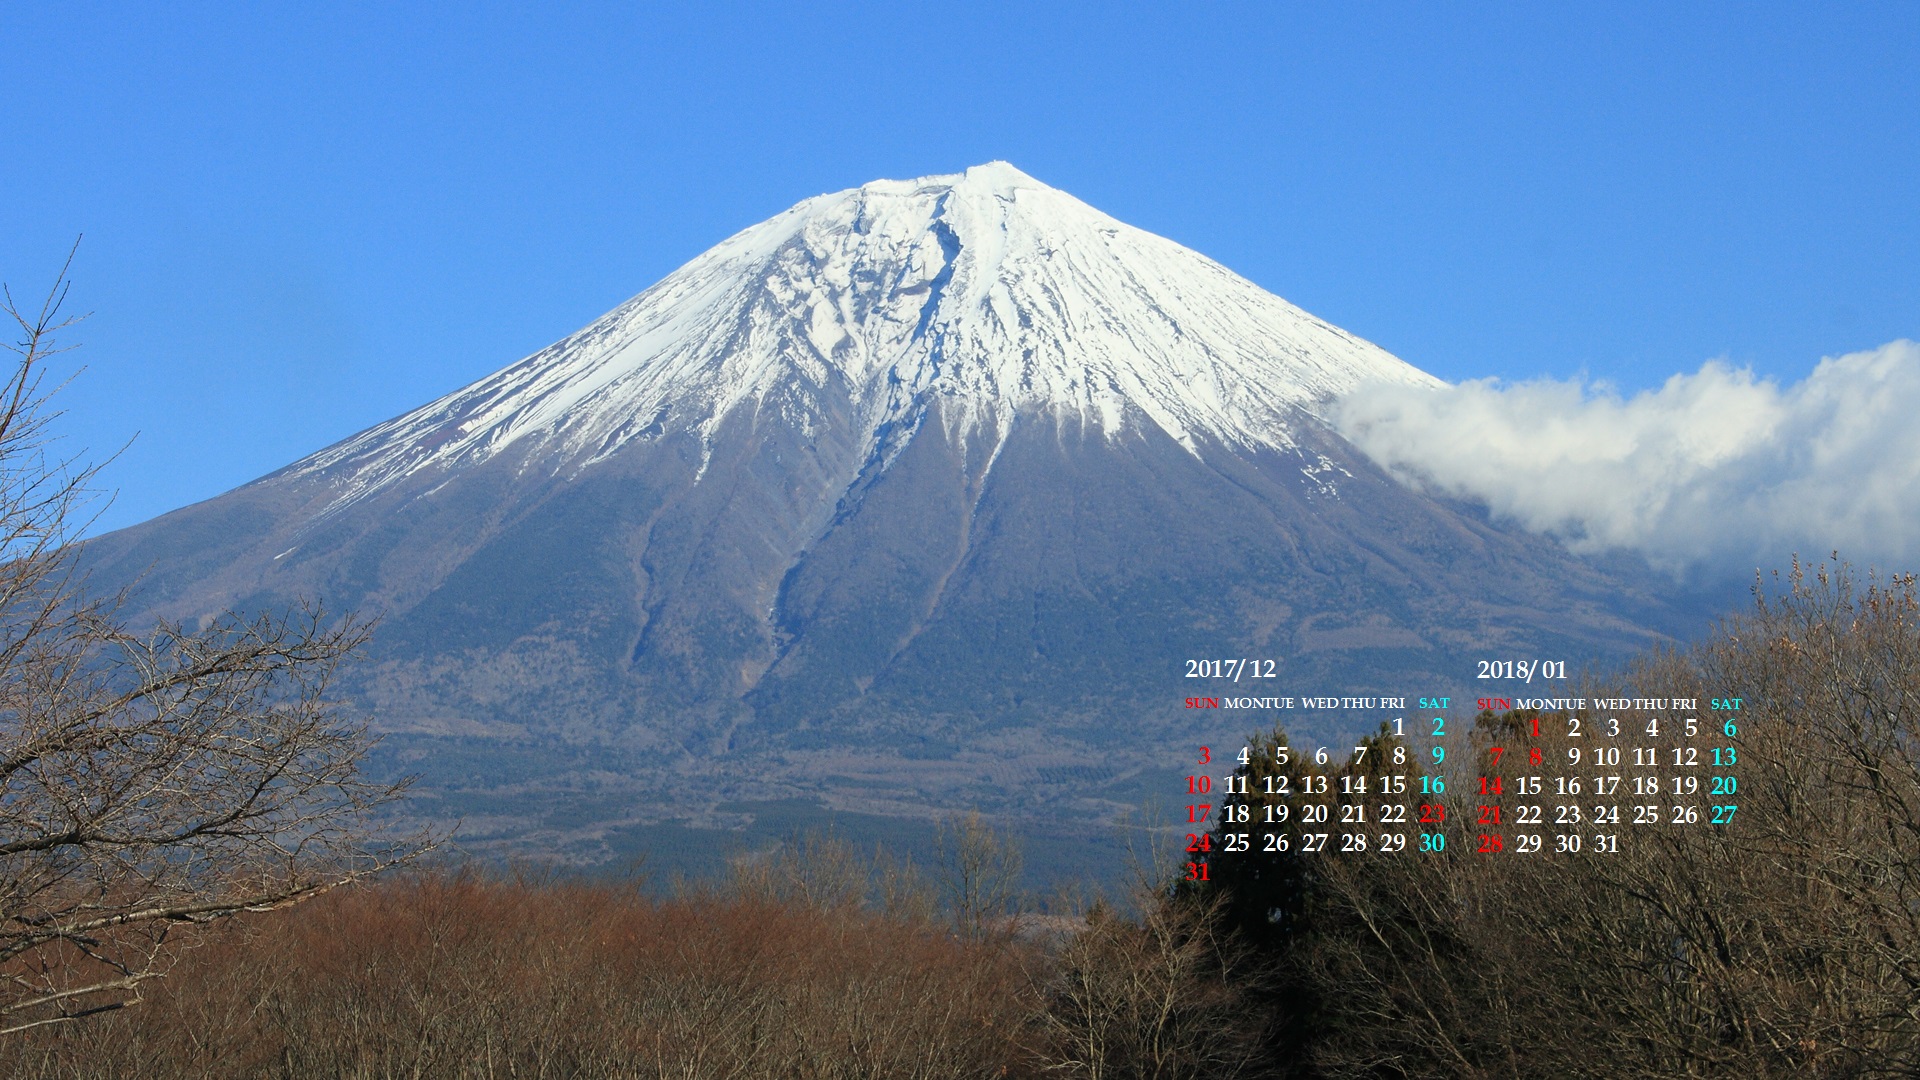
top-left (295, 162), bottom-right (1436, 516)
top-left (81, 164), bottom-right (1680, 861)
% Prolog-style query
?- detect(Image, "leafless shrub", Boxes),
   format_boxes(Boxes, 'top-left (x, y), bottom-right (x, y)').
top-left (936, 810), bottom-right (1025, 943)
top-left (1030, 886), bottom-right (1270, 1080)
top-left (0, 871), bottom-right (1037, 1079)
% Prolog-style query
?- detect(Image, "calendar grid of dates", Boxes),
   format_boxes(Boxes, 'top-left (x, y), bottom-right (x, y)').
top-left (1185, 693), bottom-right (1746, 872)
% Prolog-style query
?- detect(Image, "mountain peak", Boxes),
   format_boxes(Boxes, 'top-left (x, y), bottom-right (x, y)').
top-left (289, 165), bottom-right (1441, 508)
top-left (862, 160), bottom-right (1045, 199)
top-left (956, 158), bottom-right (1039, 187)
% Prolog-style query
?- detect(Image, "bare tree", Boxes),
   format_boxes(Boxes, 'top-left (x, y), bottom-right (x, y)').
top-left (1035, 889), bottom-right (1269, 1080)
top-left (722, 827), bottom-right (873, 912)
top-left (0, 255), bottom-right (425, 1033)
top-left (935, 810), bottom-right (1024, 942)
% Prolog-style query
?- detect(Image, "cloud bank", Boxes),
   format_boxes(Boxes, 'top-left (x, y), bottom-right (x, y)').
top-left (1332, 340), bottom-right (1920, 573)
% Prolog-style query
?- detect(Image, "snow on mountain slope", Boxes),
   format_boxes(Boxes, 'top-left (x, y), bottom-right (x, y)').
top-left (287, 162), bottom-right (1441, 511)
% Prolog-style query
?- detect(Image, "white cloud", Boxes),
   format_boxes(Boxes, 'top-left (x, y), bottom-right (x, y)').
top-left (1331, 340), bottom-right (1920, 572)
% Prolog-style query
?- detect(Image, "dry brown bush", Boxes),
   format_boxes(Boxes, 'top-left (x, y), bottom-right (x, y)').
top-left (0, 831), bottom-right (1298, 1079)
top-left (0, 870), bottom-right (1040, 1079)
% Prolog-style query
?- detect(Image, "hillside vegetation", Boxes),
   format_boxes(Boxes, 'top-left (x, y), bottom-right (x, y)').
top-left (5, 558), bottom-right (1918, 1078)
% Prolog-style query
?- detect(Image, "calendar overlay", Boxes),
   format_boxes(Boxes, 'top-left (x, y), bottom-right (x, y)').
top-left (1179, 661), bottom-right (1744, 876)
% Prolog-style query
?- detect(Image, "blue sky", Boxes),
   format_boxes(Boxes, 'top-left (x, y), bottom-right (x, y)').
top-left (5, 3), bottom-right (1916, 535)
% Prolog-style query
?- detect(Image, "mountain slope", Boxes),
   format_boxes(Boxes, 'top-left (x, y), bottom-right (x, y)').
top-left (79, 163), bottom-right (1683, 860)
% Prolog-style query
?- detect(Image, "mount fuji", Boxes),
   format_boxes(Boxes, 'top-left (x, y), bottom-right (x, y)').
top-left (81, 163), bottom-right (1682, 860)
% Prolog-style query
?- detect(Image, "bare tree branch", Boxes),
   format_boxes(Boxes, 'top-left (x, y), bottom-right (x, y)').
top-left (0, 254), bottom-right (431, 1032)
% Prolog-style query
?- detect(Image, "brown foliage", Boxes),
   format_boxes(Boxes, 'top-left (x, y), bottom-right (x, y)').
top-left (0, 822), bottom-right (1294, 1079)
top-left (0, 871), bottom-right (1039, 1078)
